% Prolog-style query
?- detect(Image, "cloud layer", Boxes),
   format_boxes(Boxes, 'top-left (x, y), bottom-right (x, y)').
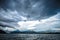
top-left (0, 0), bottom-right (60, 33)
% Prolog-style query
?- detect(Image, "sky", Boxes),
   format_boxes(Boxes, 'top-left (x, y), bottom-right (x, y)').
top-left (0, 0), bottom-right (60, 33)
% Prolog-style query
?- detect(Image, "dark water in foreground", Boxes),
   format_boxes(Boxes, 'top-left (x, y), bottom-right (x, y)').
top-left (0, 34), bottom-right (60, 40)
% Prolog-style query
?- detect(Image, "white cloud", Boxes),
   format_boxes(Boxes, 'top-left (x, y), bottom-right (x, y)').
top-left (17, 20), bottom-right (40, 31)
top-left (0, 27), bottom-right (17, 33)
top-left (17, 13), bottom-right (60, 32)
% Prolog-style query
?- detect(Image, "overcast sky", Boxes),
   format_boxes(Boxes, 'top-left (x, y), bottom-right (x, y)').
top-left (0, 0), bottom-right (60, 33)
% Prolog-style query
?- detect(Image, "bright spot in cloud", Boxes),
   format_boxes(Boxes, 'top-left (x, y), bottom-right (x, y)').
top-left (17, 20), bottom-right (40, 31)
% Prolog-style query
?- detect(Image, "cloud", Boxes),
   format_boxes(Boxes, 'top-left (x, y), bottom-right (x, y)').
top-left (0, 10), bottom-right (60, 33)
top-left (33, 13), bottom-right (60, 32)
top-left (17, 20), bottom-right (39, 31)
top-left (13, 13), bottom-right (60, 32)
top-left (0, 0), bottom-right (60, 33)
top-left (0, 0), bottom-right (59, 20)
top-left (0, 26), bottom-right (17, 33)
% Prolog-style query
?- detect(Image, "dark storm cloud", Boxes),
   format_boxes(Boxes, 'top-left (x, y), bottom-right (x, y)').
top-left (0, 0), bottom-right (16, 10)
top-left (0, 0), bottom-right (60, 20)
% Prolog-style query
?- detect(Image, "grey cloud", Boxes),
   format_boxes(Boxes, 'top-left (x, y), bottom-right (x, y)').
top-left (0, 0), bottom-right (59, 20)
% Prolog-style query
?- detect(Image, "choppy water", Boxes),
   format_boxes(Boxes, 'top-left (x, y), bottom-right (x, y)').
top-left (0, 34), bottom-right (60, 40)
